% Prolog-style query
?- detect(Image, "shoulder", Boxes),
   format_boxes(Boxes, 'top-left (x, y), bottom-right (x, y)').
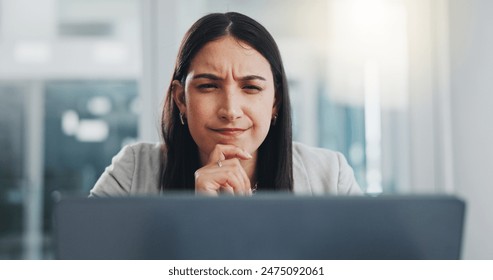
top-left (124, 142), bottom-right (163, 162)
top-left (293, 141), bottom-right (342, 165)
top-left (292, 142), bottom-right (345, 183)
top-left (117, 142), bottom-right (164, 168)
top-left (121, 141), bottom-right (163, 154)
top-left (110, 142), bottom-right (163, 175)
top-left (89, 142), bottom-right (163, 197)
top-left (292, 142), bottom-right (362, 195)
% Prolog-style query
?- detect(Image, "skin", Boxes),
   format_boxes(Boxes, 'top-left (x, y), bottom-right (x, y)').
top-left (172, 36), bottom-right (278, 196)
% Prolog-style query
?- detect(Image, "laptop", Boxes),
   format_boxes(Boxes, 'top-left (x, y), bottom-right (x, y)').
top-left (54, 195), bottom-right (465, 260)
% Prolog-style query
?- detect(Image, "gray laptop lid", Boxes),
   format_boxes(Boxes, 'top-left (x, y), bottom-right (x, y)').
top-left (54, 195), bottom-right (465, 260)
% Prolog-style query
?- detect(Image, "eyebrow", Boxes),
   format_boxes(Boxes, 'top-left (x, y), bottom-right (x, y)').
top-left (192, 73), bottom-right (266, 81)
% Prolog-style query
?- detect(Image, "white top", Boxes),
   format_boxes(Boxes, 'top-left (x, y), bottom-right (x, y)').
top-left (89, 142), bottom-right (362, 196)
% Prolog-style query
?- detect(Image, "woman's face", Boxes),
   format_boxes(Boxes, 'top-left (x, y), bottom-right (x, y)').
top-left (173, 36), bottom-right (277, 164)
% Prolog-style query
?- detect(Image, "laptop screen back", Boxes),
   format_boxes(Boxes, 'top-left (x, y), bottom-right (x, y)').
top-left (54, 195), bottom-right (465, 259)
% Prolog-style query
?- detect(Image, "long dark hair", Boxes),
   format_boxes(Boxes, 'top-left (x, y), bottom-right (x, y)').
top-left (161, 12), bottom-right (293, 192)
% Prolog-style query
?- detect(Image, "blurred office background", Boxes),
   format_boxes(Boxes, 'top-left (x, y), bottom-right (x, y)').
top-left (0, 0), bottom-right (491, 259)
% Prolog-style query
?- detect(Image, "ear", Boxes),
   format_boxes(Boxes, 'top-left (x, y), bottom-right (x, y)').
top-left (172, 80), bottom-right (186, 113)
top-left (272, 91), bottom-right (281, 116)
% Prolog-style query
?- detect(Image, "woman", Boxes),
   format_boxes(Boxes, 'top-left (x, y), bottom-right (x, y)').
top-left (90, 12), bottom-right (361, 197)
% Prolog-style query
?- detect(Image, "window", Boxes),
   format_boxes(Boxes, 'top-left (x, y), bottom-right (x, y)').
top-left (0, 84), bottom-right (25, 259)
top-left (0, 0), bottom-right (141, 259)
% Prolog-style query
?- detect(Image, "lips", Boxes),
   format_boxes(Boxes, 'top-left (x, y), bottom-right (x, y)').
top-left (210, 127), bottom-right (248, 136)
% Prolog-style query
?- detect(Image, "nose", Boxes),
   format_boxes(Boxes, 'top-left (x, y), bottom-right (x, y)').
top-left (217, 87), bottom-right (243, 121)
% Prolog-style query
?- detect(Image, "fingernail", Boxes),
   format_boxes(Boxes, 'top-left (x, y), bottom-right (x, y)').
top-left (242, 149), bottom-right (252, 158)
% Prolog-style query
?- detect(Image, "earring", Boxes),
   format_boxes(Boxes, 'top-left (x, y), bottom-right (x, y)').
top-left (179, 113), bottom-right (185, 125)
top-left (271, 114), bottom-right (278, 126)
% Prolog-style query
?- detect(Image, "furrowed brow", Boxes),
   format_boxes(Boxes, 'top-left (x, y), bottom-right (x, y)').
top-left (192, 73), bottom-right (266, 81)
top-left (240, 75), bottom-right (266, 81)
top-left (192, 73), bottom-right (222, 80)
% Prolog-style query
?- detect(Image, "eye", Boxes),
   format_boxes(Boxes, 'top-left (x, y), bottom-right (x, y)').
top-left (242, 85), bottom-right (262, 93)
top-left (197, 83), bottom-right (218, 92)
top-left (198, 83), bottom-right (218, 89)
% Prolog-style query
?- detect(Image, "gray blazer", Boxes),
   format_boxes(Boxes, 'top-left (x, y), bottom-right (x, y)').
top-left (89, 142), bottom-right (362, 196)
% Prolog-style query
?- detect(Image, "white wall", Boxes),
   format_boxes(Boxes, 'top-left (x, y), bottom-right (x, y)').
top-left (0, 0), bottom-right (141, 80)
top-left (449, 0), bottom-right (493, 259)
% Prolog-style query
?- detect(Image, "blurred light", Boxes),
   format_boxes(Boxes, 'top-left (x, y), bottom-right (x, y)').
top-left (87, 96), bottom-right (112, 116)
top-left (61, 110), bottom-right (79, 136)
top-left (92, 41), bottom-right (128, 64)
top-left (349, 143), bottom-right (365, 165)
top-left (364, 60), bottom-right (383, 194)
top-left (366, 170), bottom-right (383, 194)
top-left (13, 41), bottom-right (52, 64)
top-left (327, 0), bottom-right (408, 109)
top-left (75, 119), bottom-right (109, 142)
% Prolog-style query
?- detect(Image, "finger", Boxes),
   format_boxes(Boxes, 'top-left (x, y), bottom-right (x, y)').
top-left (195, 153), bottom-right (252, 196)
top-left (195, 166), bottom-right (246, 196)
top-left (219, 185), bottom-right (235, 195)
top-left (234, 159), bottom-right (251, 195)
top-left (194, 169), bottom-right (226, 195)
top-left (195, 180), bottom-right (220, 196)
top-left (208, 144), bottom-right (253, 163)
top-left (219, 158), bottom-right (251, 195)
top-left (223, 170), bottom-right (246, 195)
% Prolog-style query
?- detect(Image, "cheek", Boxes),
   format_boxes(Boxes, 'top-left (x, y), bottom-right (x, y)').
top-left (252, 103), bottom-right (274, 135)
top-left (258, 110), bottom-right (272, 126)
top-left (186, 107), bottom-right (210, 140)
top-left (185, 94), bottom-right (210, 119)
top-left (186, 103), bottom-right (204, 119)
